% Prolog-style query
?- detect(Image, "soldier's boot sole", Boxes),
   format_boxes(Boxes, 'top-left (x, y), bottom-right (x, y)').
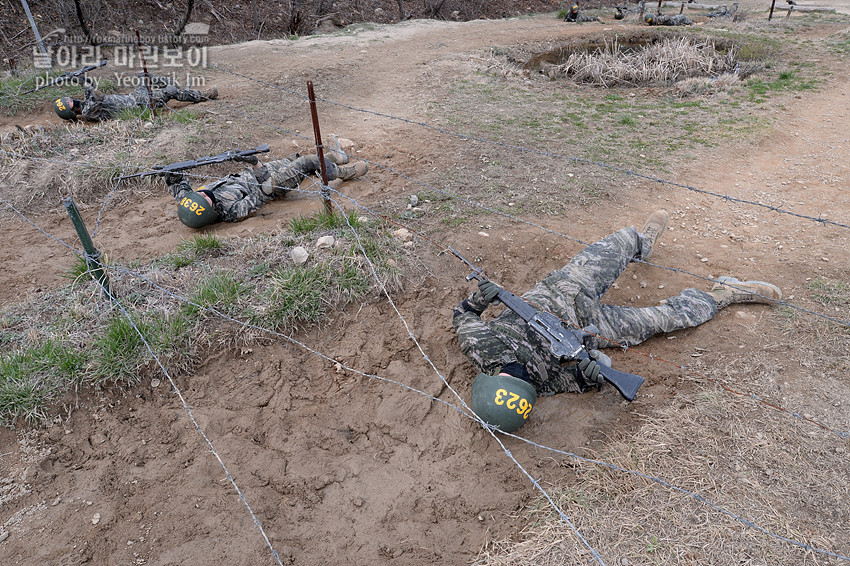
top-left (640, 209), bottom-right (669, 260)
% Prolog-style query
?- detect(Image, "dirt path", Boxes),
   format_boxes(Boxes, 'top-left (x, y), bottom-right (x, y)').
top-left (1, 9), bottom-right (850, 566)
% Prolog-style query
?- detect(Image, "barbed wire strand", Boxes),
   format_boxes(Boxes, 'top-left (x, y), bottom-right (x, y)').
top-left (3, 192), bottom-right (847, 562)
top-left (206, 62), bottom-right (850, 231)
top-left (3, 145), bottom-right (848, 438)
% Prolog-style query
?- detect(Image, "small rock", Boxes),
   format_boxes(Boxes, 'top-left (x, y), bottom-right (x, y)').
top-left (290, 246), bottom-right (309, 265)
top-left (0, 531), bottom-right (8, 542)
top-left (701, 257), bottom-right (709, 263)
top-left (316, 235), bottom-right (335, 249)
top-left (92, 513), bottom-right (101, 525)
top-left (150, 378), bottom-right (161, 388)
top-left (639, 281), bottom-right (647, 288)
top-left (478, 231), bottom-right (489, 237)
top-left (409, 195), bottom-right (419, 207)
top-left (393, 228), bottom-right (411, 241)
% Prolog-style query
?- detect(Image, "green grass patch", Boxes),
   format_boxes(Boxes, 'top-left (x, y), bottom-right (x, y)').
top-left (289, 209), bottom-right (363, 235)
top-left (807, 277), bottom-right (850, 306)
top-left (177, 233), bottom-right (223, 255)
top-left (0, 339), bottom-right (88, 424)
top-left (181, 271), bottom-right (246, 317)
top-left (0, 70), bottom-right (78, 116)
top-left (253, 258), bottom-right (371, 330)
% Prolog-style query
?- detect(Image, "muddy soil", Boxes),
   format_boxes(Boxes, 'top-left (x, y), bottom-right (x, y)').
top-left (1, 7), bottom-right (850, 566)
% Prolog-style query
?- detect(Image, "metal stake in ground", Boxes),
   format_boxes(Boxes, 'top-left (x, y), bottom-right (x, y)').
top-left (136, 30), bottom-right (155, 111)
top-left (768, 0), bottom-right (777, 20)
top-left (307, 80), bottom-right (333, 214)
top-left (62, 197), bottom-right (113, 297)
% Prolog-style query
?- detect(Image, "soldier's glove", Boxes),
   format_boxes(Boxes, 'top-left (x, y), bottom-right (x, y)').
top-left (161, 172), bottom-right (184, 185)
top-left (477, 280), bottom-right (501, 304)
top-left (588, 349), bottom-right (611, 368)
top-left (234, 154), bottom-right (259, 165)
top-left (578, 357), bottom-right (603, 386)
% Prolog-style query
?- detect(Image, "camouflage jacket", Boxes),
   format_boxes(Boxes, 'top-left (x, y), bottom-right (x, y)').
top-left (453, 227), bottom-right (719, 396)
top-left (166, 155), bottom-right (332, 222)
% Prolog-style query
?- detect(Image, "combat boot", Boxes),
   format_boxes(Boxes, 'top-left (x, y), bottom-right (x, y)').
top-left (708, 276), bottom-right (782, 309)
top-left (336, 161), bottom-right (368, 181)
top-left (325, 135), bottom-right (349, 165)
top-left (200, 86), bottom-right (218, 100)
top-left (640, 209), bottom-right (668, 260)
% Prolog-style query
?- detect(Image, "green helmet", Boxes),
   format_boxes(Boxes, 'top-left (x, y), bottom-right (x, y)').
top-left (54, 97), bottom-right (78, 120)
top-left (177, 191), bottom-right (218, 228)
top-left (470, 373), bottom-right (537, 433)
top-left (644, 12), bottom-right (655, 24)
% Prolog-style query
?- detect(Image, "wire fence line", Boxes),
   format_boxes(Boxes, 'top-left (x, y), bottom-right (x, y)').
top-left (2, 72), bottom-right (849, 562)
top-left (3, 127), bottom-right (850, 438)
top-left (2, 176), bottom-right (848, 562)
top-left (207, 62), bottom-right (850, 230)
top-left (32, 181), bottom-right (850, 562)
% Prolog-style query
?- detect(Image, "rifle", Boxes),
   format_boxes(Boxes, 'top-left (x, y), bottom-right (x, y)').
top-left (463, 268), bottom-right (645, 402)
top-left (118, 144), bottom-right (271, 181)
top-left (19, 60), bottom-right (107, 95)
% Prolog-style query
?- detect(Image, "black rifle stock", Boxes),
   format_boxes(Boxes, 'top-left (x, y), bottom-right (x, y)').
top-left (20, 60), bottom-right (108, 95)
top-left (466, 272), bottom-right (645, 402)
top-left (118, 144), bottom-right (271, 181)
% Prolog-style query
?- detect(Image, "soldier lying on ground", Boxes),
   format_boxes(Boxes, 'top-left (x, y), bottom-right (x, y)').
top-left (564, 0), bottom-right (602, 22)
top-left (453, 210), bottom-right (782, 431)
top-left (164, 143), bottom-right (368, 228)
top-left (53, 73), bottom-right (217, 122)
top-left (645, 12), bottom-right (693, 25)
top-left (707, 2), bottom-right (738, 17)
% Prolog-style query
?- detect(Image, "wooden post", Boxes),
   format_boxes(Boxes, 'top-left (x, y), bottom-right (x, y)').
top-left (307, 80), bottom-right (333, 214)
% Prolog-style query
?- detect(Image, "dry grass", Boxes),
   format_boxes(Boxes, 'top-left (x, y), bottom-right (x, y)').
top-left (553, 36), bottom-right (739, 87)
top-left (474, 384), bottom-right (849, 565)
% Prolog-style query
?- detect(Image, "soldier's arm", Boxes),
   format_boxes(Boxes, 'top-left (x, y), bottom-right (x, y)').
top-left (165, 174), bottom-right (193, 201)
top-left (453, 302), bottom-right (520, 376)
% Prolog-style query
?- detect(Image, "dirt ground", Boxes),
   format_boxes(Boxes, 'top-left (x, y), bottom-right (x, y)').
top-left (1, 5), bottom-right (850, 566)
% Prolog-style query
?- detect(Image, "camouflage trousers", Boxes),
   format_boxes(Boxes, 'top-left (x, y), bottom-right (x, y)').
top-left (80, 74), bottom-right (206, 121)
top-left (260, 155), bottom-right (339, 197)
top-left (524, 227), bottom-right (718, 350)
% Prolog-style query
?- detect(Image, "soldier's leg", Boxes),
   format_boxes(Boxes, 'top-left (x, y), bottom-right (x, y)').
top-left (163, 85), bottom-right (218, 103)
top-left (580, 288), bottom-right (718, 349)
top-left (263, 155), bottom-right (336, 191)
top-left (545, 227), bottom-right (650, 302)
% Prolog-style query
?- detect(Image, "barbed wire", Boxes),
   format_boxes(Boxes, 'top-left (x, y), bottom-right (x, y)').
top-left (2, 64), bottom-right (849, 562)
top-left (206, 62), bottom-right (850, 230)
top-left (3, 133), bottom-right (849, 439)
top-left (32, 185), bottom-right (847, 563)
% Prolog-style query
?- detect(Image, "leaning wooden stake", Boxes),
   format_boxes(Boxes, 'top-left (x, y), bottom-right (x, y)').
top-left (307, 80), bottom-right (333, 214)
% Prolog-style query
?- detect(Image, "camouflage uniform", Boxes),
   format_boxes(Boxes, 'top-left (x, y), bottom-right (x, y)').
top-left (167, 155), bottom-right (340, 223)
top-left (564, 3), bottom-right (600, 22)
top-left (80, 74), bottom-right (206, 122)
top-left (453, 227), bottom-right (718, 396)
top-left (652, 13), bottom-right (693, 25)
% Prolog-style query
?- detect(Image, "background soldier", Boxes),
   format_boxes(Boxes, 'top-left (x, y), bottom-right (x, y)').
top-left (645, 12), bottom-right (693, 25)
top-left (453, 210), bottom-right (781, 430)
top-left (564, 0), bottom-right (601, 22)
top-left (165, 145), bottom-right (368, 228)
top-left (53, 73), bottom-right (217, 122)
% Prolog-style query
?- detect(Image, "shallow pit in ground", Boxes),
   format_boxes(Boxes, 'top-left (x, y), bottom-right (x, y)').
top-left (520, 31), bottom-right (744, 87)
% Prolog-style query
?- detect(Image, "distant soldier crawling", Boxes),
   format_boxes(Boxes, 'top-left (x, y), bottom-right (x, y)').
top-left (164, 144), bottom-right (368, 228)
top-left (707, 2), bottom-right (738, 17)
top-left (564, 1), bottom-right (601, 22)
top-left (453, 210), bottom-right (782, 430)
top-left (53, 74), bottom-right (217, 122)
top-left (645, 12), bottom-right (693, 25)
